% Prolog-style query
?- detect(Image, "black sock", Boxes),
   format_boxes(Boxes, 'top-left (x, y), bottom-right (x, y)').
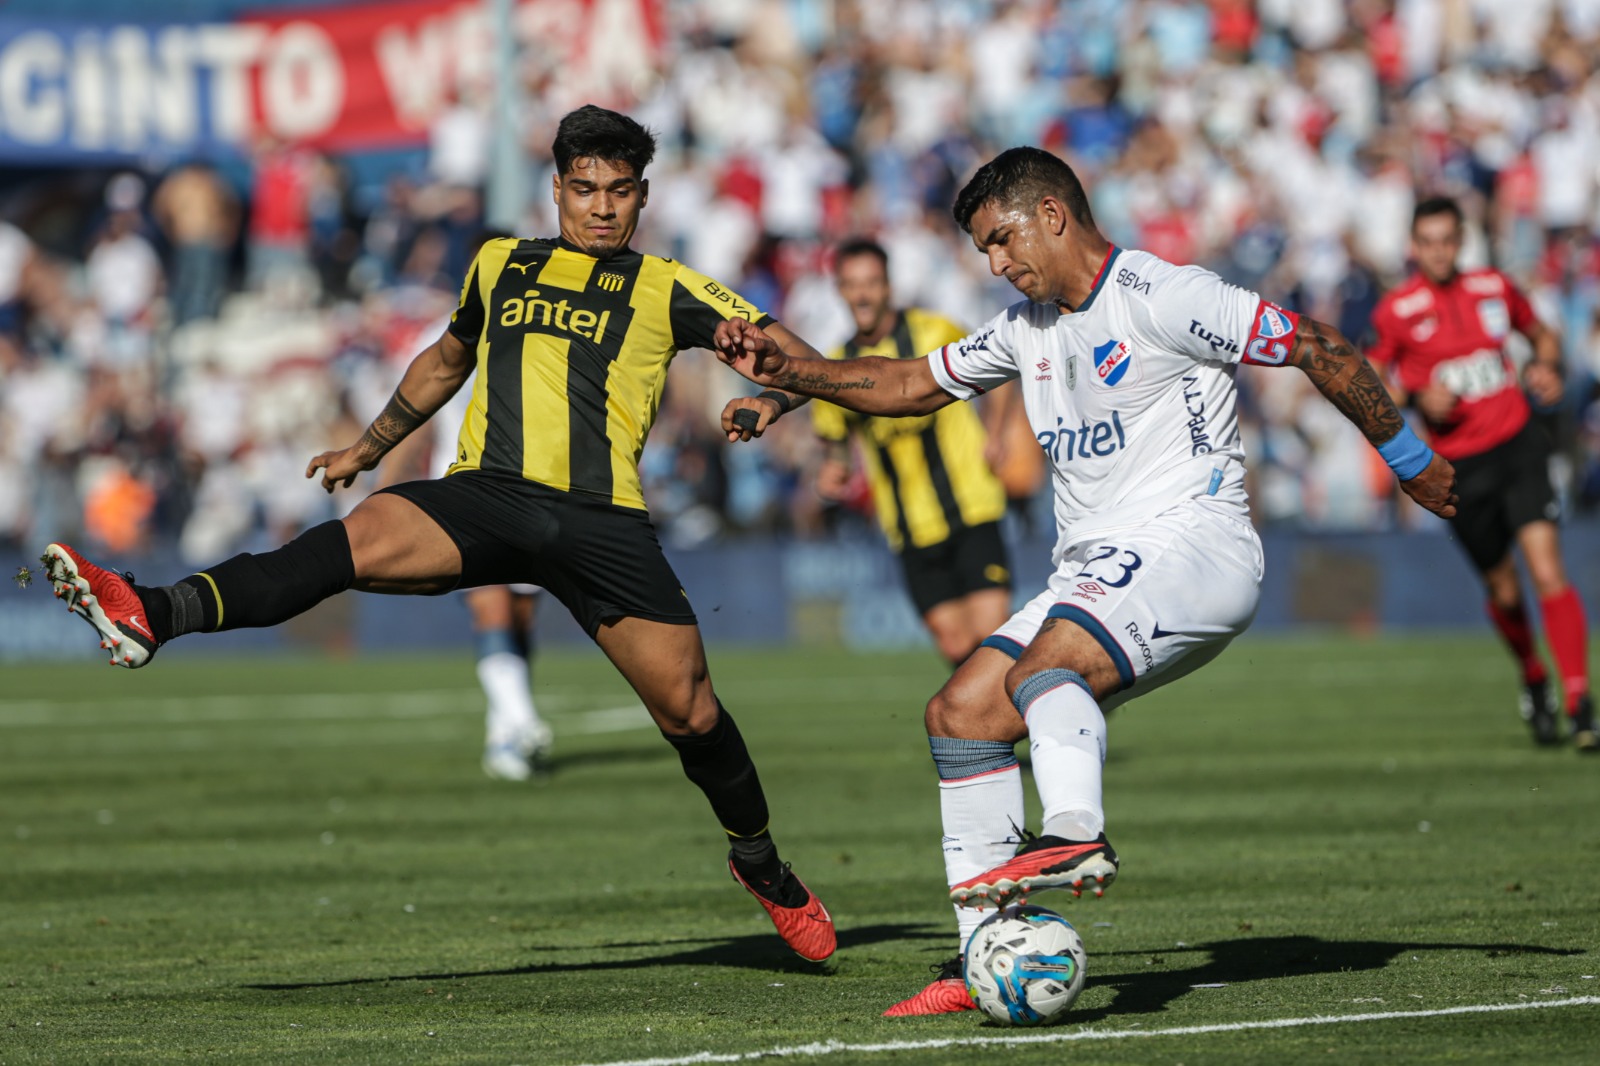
top-left (663, 703), bottom-right (784, 879)
top-left (154, 520), bottom-right (355, 639)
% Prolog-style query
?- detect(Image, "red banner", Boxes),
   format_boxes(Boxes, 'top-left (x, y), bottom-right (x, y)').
top-left (239, 0), bottom-right (664, 150)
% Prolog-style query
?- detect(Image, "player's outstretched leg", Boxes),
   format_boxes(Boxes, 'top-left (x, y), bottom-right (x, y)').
top-left (43, 520), bottom-right (356, 668)
top-left (885, 647), bottom-right (1020, 1015)
top-left (951, 666), bottom-right (1118, 910)
top-left (595, 617), bottom-right (834, 962)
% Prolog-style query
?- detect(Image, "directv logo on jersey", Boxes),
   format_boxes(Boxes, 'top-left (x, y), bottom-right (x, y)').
top-left (1092, 338), bottom-right (1136, 387)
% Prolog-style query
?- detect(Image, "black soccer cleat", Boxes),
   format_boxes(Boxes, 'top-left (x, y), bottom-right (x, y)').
top-left (1520, 679), bottom-right (1560, 746)
top-left (1570, 696), bottom-right (1598, 754)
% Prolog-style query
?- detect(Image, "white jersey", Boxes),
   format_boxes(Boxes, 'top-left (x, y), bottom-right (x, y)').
top-left (928, 246), bottom-right (1300, 561)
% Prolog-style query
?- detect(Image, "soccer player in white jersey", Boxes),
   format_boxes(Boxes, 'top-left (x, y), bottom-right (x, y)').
top-left (716, 147), bottom-right (1458, 1016)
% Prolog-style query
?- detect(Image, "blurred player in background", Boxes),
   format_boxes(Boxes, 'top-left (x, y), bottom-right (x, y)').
top-left (720, 146), bottom-right (1457, 1014)
top-left (737, 237), bottom-right (1012, 665)
top-left (40, 105), bottom-right (834, 962)
top-left (1369, 197), bottom-right (1594, 751)
top-left (383, 228), bottom-right (554, 782)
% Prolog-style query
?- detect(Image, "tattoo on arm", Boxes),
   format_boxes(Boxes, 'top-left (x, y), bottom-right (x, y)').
top-left (776, 371), bottom-right (877, 396)
top-left (356, 389), bottom-right (428, 460)
top-left (1286, 318), bottom-right (1405, 446)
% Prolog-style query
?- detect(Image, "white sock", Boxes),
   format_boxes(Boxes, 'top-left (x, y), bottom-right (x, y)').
top-left (929, 737), bottom-right (1024, 948)
top-left (1014, 670), bottom-right (1106, 842)
top-left (478, 651), bottom-right (540, 747)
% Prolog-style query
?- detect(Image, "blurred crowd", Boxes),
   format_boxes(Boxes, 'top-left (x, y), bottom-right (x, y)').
top-left (4, 0), bottom-right (1600, 564)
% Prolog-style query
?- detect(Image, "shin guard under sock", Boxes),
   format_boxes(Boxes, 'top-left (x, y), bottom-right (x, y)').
top-left (930, 736), bottom-right (1023, 946)
top-left (1487, 600), bottom-right (1548, 686)
top-left (1538, 588), bottom-right (1591, 713)
top-left (663, 703), bottom-right (780, 879)
top-left (1013, 669), bottom-right (1107, 843)
top-left (157, 521), bottom-right (355, 639)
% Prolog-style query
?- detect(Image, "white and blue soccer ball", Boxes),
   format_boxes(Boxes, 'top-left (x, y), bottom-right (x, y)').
top-left (962, 904), bottom-right (1087, 1025)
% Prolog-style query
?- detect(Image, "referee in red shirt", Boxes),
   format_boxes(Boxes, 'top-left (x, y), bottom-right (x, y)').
top-left (1370, 196), bottom-right (1594, 750)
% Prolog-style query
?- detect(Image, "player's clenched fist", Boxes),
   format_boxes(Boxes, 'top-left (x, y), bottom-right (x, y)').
top-left (1400, 452), bottom-right (1458, 519)
top-left (714, 318), bottom-right (787, 384)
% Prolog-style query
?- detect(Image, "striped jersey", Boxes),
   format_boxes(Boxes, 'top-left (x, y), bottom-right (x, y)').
top-left (812, 308), bottom-right (1006, 551)
top-left (446, 237), bottom-right (771, 509)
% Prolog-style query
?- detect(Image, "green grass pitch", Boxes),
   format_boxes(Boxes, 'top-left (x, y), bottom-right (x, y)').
top-left (2, 636), bottom-right (1597, 1064)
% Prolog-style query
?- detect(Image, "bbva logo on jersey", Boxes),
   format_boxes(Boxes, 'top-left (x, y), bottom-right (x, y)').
top-left (1092, 338), bottom-right (1138, 387)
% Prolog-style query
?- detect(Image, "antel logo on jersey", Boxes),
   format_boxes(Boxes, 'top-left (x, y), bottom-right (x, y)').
top-left (1092, 338), bottom-right (1136, 387)
top-left (1257, 305), bottom-right (1294, 339)
top-left (1037, 411), bottom-right (1127, 464)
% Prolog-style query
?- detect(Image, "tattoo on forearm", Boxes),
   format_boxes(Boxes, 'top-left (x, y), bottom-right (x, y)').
top-left (777, 371), bottom-right (876, 396)
top-left (1289, 319), bottom-right (1405, 446)
top-left (357, 389), bottom-right (428, 459)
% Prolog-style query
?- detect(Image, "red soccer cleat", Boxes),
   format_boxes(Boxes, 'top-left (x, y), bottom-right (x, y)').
top-left (949, 832), bottom-right (1119, 910)
top-left (729, 857), bottom-right (836, 962)
top-left (41, 543), bottom-right (158, 668)
top-left (883, 958), bottom-right (975, 1016)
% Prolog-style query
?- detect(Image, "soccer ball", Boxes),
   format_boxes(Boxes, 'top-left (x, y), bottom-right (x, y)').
top-left (963, 904), bottom-right (1087, 1025)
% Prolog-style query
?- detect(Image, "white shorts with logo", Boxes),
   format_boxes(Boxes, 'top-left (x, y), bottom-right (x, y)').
top-left (982, 496), bottom-right (1263, 711)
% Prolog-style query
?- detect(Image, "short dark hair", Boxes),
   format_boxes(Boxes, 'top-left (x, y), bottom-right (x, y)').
top-left (953, 147), bottom-right (1095, 234)
top-left (1412, 195), bottom-right (1463, 230)
top-left (552, 105), bottom-right (657, 177)
top-left (833, 236), bottom-right (888, 274)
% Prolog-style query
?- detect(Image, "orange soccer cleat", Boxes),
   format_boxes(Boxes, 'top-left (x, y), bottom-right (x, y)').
top-left (949, 832), bottom-right (1119, 910)
top-left (42, 543), bottom-right (159, 668)
top-left (729, 856), bottom-right (836, 963)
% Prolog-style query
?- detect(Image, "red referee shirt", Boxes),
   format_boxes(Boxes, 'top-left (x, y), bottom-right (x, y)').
top-left (1368, 268), bottom-right (1535, 461)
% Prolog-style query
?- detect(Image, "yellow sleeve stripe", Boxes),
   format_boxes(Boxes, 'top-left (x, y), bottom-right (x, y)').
top-left (194, 571), bottom-right (224, 631)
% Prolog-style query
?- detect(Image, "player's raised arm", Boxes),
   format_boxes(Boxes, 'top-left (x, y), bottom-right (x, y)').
top-left (306, 327), bottom-right (476, 492)
top-left (716, 317), bottom-right (955, 419)
top-left (1284, 315), bottom-right (1458, 518)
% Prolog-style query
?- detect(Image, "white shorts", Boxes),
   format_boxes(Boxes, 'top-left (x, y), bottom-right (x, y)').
top-left (983, 497), bottom-right (1263, 711)
top-left (459, 584), bottom-right (544, 597)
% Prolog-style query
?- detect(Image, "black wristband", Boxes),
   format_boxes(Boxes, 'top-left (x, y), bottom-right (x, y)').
top-left (757, 390), bottom-right (793, 416)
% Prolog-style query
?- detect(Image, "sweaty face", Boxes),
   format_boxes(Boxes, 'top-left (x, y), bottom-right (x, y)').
top-left (835, 253), bottom-right (893, 336)
top-left (1410, 213), bottom-right (1462, 284)
top-left (968, 200), bottom-right (1057, 304)
top-left (553, 157), bottom-right (647, 258)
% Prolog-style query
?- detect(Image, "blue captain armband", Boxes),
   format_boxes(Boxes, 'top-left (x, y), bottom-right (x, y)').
top-left (1377, 423), bottom-right (1434, 481)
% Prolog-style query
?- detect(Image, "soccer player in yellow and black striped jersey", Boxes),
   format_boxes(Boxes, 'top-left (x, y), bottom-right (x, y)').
top-left (40, 105), bottom-right (835, 963)
top-left (728, 239), bottom-right (1013, 665)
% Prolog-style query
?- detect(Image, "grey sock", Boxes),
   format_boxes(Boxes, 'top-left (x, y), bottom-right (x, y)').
top-left (160, 582), bottom-right (204, 640)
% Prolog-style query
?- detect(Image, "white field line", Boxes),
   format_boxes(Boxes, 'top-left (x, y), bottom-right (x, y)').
top-left (564, 996), bottom-right (1600, 1066)
top-left (0, 689), bottom-right (652, 735)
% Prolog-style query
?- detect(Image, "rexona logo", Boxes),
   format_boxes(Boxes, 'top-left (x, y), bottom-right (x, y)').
top-left (500, 290), bottom-right (612, 341)
top-left (1091, 338), bottom-right (1136, 387)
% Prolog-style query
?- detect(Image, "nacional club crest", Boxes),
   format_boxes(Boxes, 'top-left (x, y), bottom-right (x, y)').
top-left (1257, 305), bottom-right (1293, 339)
top-left (1092, 338), bottom-right (1136, 387)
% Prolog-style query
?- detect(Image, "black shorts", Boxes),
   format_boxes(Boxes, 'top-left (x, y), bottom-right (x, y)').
top-left (380, 470), bottom-right (695, 636)
top-left (1447, 420), bottom-right (1559, 572)
top-left (898, 521), bottom-right (1012, 616)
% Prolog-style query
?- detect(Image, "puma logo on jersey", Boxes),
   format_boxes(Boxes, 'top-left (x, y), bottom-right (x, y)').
top-left (506, 262), bottom-right (532, 274)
